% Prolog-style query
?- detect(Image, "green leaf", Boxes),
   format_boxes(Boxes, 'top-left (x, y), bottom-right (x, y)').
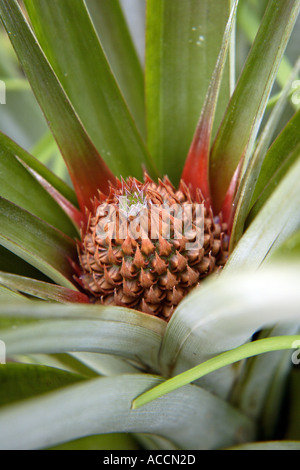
top-left (0, 272), bottom-right (89, 303)
top-left (0, 374), bottom-right (255, 450)
top-left (181, 0), bottom-right (239, 203)
top-left (71, 351), bottom-right (143, 376)
top-left (285, 367), bottom-right (300, 440)
top-left (0, 363), bottom-right (86, 408)
top-left (238, 0), bottom-right (300, 108)
top-left (159, 264), bottom-right (300, 386)
top-left (23, 0), bottom-right (156, 180)
top-left (0, 245), bottom-right (51, 281)
top-left (145, 0), bottom-right (233, 185)
top-left (230, 58), bottom-right (300, 250)
top-left (0, 283), bottom-right (25, 301)
top-left (86, 0), bottom-right (145, 137)
top-left (51, 433), bottom-right (140, 451)
top-left (0, 141), bottom-right (77, 238)
top-left (30, 130), bottom-right (69, 182)
top-left (248, 109), bottom-right (300, 222)
top-left (0, 131), bottom-right (77, 207)
top-left (225, 156), bottom-right (300, 271)
top-left (226, 441), bottom-right (300, 450)
top-left (210, 0), bottom-right (300, 212)
top-left (132, 335), bottom-right (300, 409)
top-left (230, 324), bottom-right (298, 426)
top-left (0, 198), bottom-right (77, 288)
top-left (270, 230), bottom-right (300, 260)
top-left (0, 303), bottom-right (166, 373)
top-left (0, 30), bottom-right (48, 151)
top-left (248, 142), bottom-right (300, 228)
top-left (119, 0), bottom-right (146, 66)
top-left (0, 0), bottom-right (117, 212)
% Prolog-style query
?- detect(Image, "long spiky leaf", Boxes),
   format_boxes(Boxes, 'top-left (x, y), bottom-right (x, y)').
top-left (181, 0), bottom-right (239, 208)
top-left (0, 0), bottom-right (116, 212)
top-left (210, 0), bottom-right (300, 212)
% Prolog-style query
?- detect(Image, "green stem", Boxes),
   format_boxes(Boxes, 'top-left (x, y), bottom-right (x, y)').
top-left (132, 335), bottom-right (300, 409)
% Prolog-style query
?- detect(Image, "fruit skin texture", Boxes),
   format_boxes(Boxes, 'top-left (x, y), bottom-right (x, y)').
top-left (78, 174), bottom-right (229, 320)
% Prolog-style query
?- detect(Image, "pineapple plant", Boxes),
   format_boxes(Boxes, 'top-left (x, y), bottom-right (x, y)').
top-left (0, 0), bottom-right (300, 450)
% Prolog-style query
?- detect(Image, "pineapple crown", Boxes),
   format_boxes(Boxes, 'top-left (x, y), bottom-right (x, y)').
top-left (77, 173), bottom-right (229, 320)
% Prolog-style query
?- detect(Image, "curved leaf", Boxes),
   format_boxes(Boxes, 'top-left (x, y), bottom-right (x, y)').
top-left (0, 374), bottom-right (255, 450)
top-left (70, 352), bottom-right (142, 376)
top-left (230, 324), bottom-right (299, 425)
top-left (0, 303), bottom-right (166, 372)
top-left (133, 335), bottom-right (300, 409)
top-left (159, 264), bottom-right (300, 380)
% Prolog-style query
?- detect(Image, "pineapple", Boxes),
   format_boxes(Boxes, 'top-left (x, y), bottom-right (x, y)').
top-left (0, 0), bottom-right (300, 450)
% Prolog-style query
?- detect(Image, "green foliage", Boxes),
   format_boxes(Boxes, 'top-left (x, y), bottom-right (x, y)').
top-left (0, 0), bottom-right (299, 451)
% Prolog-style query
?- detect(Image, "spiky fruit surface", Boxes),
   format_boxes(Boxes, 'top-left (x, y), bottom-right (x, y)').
top-left (77, 175), bottom-right (229, 320)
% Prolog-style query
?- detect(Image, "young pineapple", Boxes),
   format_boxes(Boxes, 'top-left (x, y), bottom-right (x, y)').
top-left (0, 0), bottom-right (299, 451)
